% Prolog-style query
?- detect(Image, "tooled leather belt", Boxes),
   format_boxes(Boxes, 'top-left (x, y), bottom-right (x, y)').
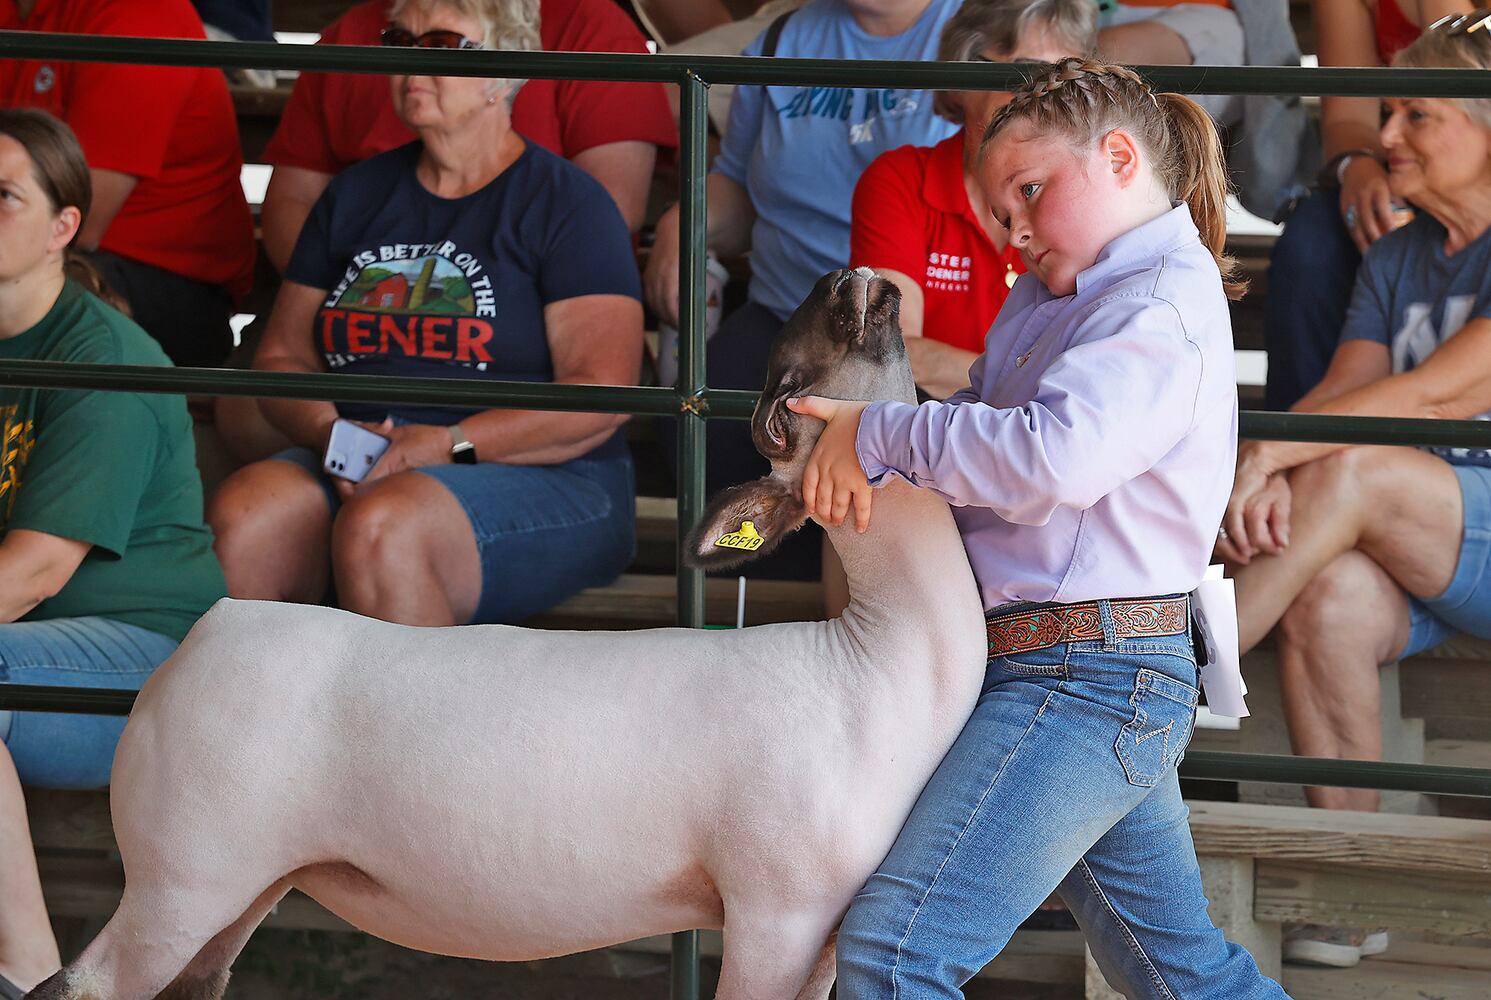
top-left (985, 596), bottom-right (1190, 658)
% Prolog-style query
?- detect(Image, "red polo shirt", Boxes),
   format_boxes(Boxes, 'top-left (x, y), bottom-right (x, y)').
top-left (0, 0), bottom-right (255, 300)
top-left (851, 133), bottom-right (1024, 355)
top-left (263, 0), bottom-right (677, 175)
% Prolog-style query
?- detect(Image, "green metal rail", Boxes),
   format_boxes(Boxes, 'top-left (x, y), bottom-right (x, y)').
top-left (3, 33), bottom-right (1491, 1000)
top-left (4, 32), bottom-right (1491, 97)
top-left (9, 683), bottom-right (1489, 799)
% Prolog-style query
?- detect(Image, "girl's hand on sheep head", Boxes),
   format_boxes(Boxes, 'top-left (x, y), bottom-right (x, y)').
top-left (785, 396), bottom-right (873, 533)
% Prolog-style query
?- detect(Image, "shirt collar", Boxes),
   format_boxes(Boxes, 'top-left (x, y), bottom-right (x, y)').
top-left (923, 131), bottom-right (970, 215)
top-left (1074, 203), bottom-right (1199, 296)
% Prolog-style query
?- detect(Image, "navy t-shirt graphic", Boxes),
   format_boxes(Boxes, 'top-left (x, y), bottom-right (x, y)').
top-left (287, 140), bottom-right (640, 441)
top-left (321, 241), bottom-right (497, 372)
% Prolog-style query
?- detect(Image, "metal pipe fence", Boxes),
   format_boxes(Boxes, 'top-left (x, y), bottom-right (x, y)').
top-left (2, 33), bottom-right (1491, 999)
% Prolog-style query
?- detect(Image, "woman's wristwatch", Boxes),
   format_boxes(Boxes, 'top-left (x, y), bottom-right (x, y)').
top-left (448, 424), bottom-right (477, 464)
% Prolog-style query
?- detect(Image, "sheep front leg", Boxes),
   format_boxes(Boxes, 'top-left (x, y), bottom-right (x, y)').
top-left (794, 935), bottom-right (836, 1000)
top-left (716, 913), bottom-right (838, 1000)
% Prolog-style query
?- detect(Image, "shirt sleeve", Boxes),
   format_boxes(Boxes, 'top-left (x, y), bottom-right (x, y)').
top-left (537, 173), bottom-right (642, 304)
top-left (283, 180), bottom-right (342, 291)
top-left (711, 34), bottom-right (768, 187)
top-left (551, 1), bottom-right (677, 154)
top-left (856, 296), bottom-right (1204, 525)
top-left (8, 391), bottom-right (160, 558)
top-left (1338, 251), bottom-right (1392, 346)
top-left (62, 9), bottom-right (202, 179)
top-left (850, 150), bottom-right (927, 280)
top-left (261, 64), bottom-right (345, 174)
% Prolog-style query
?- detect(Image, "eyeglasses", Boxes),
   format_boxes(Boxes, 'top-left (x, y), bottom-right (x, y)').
top-left (1428, 12), bottom-right (1491, 35)
top-left (379, 27), bottom-right (483, 50)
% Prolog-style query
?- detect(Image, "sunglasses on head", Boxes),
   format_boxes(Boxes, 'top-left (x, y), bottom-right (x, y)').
top-left (379, 26), bottom-right (482, 50)
top-left (1429, 12), bottom-right (1491, 35)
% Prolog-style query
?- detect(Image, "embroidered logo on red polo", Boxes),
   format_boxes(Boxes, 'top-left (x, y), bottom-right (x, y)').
top-left (926, 251), bottom-right (971, 293)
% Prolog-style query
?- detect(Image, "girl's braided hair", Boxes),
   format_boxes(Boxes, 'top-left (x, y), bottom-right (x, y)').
top-left (982, 57), bottom-right (1246, 300)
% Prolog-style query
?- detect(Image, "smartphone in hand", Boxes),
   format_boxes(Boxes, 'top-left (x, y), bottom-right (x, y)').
top-left (323, 418), bottom-right (391, 483)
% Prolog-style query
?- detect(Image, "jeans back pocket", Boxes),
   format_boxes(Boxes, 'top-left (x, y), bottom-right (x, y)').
top-left (1115, 667), bottom-right (1199, 787)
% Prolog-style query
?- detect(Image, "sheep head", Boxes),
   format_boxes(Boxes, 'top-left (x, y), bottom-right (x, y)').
top-left (685, 267), bottom-right (914, 571)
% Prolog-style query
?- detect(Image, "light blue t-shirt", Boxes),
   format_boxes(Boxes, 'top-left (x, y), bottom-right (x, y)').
top-left (712, 0), bottom-right (961, 321)
top-left (1341, 213), bottom-right (1491, 468)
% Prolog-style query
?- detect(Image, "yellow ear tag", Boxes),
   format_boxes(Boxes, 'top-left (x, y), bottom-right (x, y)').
top-left (714, 520), bottom-right (765, 551)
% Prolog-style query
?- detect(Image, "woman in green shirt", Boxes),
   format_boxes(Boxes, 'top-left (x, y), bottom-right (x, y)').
top-left (0, 109), bottom-right (226, 998)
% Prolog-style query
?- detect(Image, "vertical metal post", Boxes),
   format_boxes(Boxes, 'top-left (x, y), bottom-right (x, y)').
top-left (670, 69), bottom-right (708, 1000)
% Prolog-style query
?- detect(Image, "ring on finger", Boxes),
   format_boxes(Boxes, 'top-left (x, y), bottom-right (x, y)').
top-left (1344, 205), bottom-right (1358, 230)
top-left (1218, 526), bottom-right (1230, 541)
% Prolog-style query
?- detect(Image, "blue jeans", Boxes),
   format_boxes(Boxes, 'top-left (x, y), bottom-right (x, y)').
top-left (837, 607), bottom-right (1288, 999)
top-left (1402, 463), bottom-right (1491, 656)
top-left (1263, 187), bottom-right (1360, 411)
top-left (0, 617), bottom-right (178, 789)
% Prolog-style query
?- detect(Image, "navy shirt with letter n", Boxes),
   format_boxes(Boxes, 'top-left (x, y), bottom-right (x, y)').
top-left (287, 140), bottom-right (640, 456)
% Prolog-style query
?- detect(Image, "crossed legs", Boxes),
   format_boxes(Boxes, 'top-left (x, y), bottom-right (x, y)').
top-left (1231, 445), bottom-right (1464, 809)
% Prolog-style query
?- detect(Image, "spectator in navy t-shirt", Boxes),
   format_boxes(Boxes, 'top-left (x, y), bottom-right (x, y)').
top-left (207, 0), bottom-right (643, 627)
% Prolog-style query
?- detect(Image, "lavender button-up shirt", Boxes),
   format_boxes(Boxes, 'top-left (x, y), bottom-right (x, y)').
top-left (857, 205), bottom-right (1237, 611)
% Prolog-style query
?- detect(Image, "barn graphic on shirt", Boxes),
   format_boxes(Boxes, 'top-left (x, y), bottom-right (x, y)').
top-left (335, 254), bottom-right (477, 314)
top-left (320, 244), bottom-right (498, 371)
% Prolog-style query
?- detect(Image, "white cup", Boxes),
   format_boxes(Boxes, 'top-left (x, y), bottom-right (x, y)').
top-left (656, 254), bottom-right (729, 387)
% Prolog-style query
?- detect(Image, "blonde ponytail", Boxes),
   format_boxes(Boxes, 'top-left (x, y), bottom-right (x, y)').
top-left (984, 58), bottom-right (1247, 299)
top-left (1157, 93), bottom-right (1245, 299)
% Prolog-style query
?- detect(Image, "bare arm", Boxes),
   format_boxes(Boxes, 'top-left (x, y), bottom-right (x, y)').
top-left (253, 280), bottom-right (339, 451)
top-left (571, 141), bottom-right (657, 235)
top-left (1407, 0), bottom-right (1479, 25)
top-left (0, 529), bottom-right (90, 623)
top-left (1313, 0), bottom-right (1385, 155)
top-left (1253, 322), bottom-right (1491, 475)
top-left (459, 294), bottom-right (645, 465)
top-left (1313, 0), bottom-right (1473, 248)
top-left (643, 172), bottom-right (756, 328)
top-left (261, 166), bottom-right (334, 275)
top-left (75, 168), bottom-right (136, 251)
top-left (871, 267), bottom-right (980, 399)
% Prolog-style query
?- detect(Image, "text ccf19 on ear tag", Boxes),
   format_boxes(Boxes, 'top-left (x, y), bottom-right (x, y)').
top-left (714, 521), bottom-right (765, 551)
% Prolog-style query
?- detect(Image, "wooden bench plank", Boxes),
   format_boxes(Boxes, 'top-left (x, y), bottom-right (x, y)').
top-left (524, 573), bottom-right (823, 630)
top-left (1255, 861), bottom-right (1491, 938)
top-left (1188, 801), bottom-right (1491, 876)
top-left (26, 788), bottom-right (114, 853)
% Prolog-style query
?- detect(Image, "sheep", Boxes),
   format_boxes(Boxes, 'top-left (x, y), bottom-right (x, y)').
top-left (28, 268), bottom-right (988, 1000)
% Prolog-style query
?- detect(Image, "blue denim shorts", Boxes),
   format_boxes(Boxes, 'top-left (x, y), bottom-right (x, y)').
top-left (0, 617), bottom-right (178, 789)
top-left (1402, 463), bottom-right (1491, 657)
top-left (271, 444), bottom-right (637, 624)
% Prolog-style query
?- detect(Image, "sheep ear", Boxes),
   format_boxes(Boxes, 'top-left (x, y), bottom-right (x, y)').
top-left (683, 477), bottom-right (807, 571)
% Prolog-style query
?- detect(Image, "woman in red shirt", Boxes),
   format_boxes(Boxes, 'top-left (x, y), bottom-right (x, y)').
top-left (849, 0), bottom-right (1095, 401)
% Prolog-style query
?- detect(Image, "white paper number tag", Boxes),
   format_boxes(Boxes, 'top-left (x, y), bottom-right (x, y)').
top-left (1193, 565), bottom-right (1249, 718)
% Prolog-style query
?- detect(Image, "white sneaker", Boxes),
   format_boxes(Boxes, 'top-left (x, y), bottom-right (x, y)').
top-left (1360, 929), bottom-right (1391, 957)
top-left (1283, 924), bottom-right (1364, 968)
